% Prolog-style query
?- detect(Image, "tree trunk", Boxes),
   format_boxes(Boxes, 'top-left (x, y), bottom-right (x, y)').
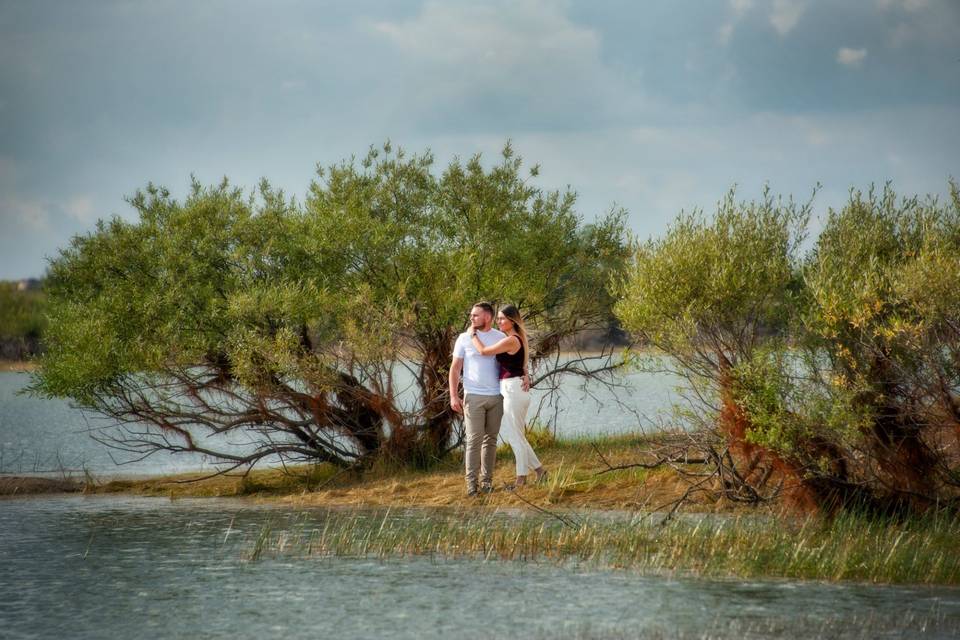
top-left (717, 363), bottom-right (821, 512)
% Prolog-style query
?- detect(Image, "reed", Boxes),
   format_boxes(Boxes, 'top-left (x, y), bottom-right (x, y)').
top-left (244, 508), bottom-right (960, 585)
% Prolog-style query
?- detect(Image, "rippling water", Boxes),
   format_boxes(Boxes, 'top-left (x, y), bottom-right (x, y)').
top-left (2, 495), bottom-right (959, 640)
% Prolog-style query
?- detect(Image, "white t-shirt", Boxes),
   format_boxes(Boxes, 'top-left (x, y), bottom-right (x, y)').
top-left (453, 328), bottom-right (506, 396)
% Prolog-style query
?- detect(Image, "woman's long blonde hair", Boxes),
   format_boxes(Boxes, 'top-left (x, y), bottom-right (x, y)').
top-left (499, 304), bottom-right (529, 372)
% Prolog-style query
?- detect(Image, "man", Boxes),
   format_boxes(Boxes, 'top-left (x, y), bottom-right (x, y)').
top-left (449, 301), bottom-right (506, 496)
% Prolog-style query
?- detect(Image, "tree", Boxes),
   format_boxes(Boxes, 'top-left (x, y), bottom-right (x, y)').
top-left (798, 182), bottom-right (960, 509)
top-left (617, 182), bottom-right (960, 514)
top-left (0, 282), bottom-right (46, 360)
top-left (31, 143), bottom-right (628, 473)
top-left (613, 187), bottom-right (819, 508)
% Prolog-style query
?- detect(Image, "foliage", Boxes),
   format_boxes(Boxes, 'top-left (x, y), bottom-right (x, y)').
top-left (0, 282), bottom-right (46, 340)
top-left (614, 187), bottom-right (811, 381)
top-left (31, 143), bottom-right (628, 471)
top-left (614, 187), bottom-right (814, 505)
top-left (730, 347), bottom-right (868, 467)
top-left (616, 180), bottom-right (960, 512)
top-left (797, 182), bottom-right (960, 504)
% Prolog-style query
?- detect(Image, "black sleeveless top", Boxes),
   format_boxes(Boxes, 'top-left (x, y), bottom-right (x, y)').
top-left (495, 336), bottom-right (525, 380)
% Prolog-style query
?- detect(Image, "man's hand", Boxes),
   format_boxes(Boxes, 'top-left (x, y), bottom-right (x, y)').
top-left (450, 396), bottom-right (463, 414)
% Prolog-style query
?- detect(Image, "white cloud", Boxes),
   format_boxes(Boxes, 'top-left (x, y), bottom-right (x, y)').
top-left (730, 0), bottom-right (754, 14)
top-left (837, 47), bottom-right (868, 67)
top-left (368, 0), bottom-right (631, 124)
top-left (372, 1), bottom-right (600, 69)
top-left (770, 0), bottom-right (805, 36)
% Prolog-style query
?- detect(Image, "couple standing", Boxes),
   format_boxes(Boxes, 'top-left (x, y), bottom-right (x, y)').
top-left (448, 302), bottom-right (547, 496)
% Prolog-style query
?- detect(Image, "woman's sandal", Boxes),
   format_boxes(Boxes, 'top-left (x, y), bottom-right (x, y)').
top-left (534, 469), bottom-right (549, 484)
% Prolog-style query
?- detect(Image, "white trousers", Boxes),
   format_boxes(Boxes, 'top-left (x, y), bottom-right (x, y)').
top-left (499, 376), bottom-right (542, 477)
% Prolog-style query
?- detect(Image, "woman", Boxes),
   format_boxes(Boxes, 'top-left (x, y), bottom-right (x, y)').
top-left (470, 304), bottom-right (547, 488)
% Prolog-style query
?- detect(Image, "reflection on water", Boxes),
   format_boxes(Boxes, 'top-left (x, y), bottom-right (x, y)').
top-left (2, 495), bottom-right (959, 640)
top-left (0, 367), bottom-right (681, 477)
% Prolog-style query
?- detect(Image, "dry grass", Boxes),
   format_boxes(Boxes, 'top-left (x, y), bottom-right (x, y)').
top-left (0, 475), bottom-right (83, 496)
top-left (86, 433), bottom-right (748, 516)
top-left (0, 360), bottom-right (37, 372)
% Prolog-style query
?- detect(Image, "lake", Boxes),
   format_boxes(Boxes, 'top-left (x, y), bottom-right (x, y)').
top-left (4, 372), bottom-right (960, 639)
top-left (3, 495), bottom-right (959, 640)
top-left (0, 367), bottom-right (683, 478)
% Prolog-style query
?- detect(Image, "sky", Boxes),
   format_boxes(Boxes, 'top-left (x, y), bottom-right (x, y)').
top-left (1, 0), bottom-right (958, 279)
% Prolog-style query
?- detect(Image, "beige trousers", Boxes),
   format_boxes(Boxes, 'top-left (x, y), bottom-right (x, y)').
top-left (463, 393), bottom-right (503, 489)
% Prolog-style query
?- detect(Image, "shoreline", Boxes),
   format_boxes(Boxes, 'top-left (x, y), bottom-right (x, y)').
top-left (0, 434), bottom-right (734, 514)
top-left (0, 435), bottom-right (716, 513)
top-left (4, 434), bottom-right (959, 586)
top-left (0, 360), bottom-right (38, 372)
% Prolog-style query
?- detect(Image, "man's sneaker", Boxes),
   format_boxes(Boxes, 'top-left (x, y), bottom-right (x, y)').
top-left (479, 483), bottom-right (494, 494)
top-left (466, 486), bottom-right (478, 497)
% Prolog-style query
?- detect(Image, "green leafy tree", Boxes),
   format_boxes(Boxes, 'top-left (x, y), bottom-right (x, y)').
top-left (611, 178), bottom-right (960, 514)
top-left (614, 187), bottom-right (816, 506)
top-left (31, 143), bottom-right (628, 472)
top-left (800, 182), bottom-right (960, 507)
top-left (0, 282), bottom-right (46, 360)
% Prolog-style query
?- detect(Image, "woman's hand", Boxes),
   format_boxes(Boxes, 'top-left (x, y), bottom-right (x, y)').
top-left (522, 373), bottom-right (531, 392)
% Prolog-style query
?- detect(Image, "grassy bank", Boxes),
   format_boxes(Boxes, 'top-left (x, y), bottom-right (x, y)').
top-left (245, 508), bottom-right (960, 585)
top-left (90, 433), bottom-right (726, 513)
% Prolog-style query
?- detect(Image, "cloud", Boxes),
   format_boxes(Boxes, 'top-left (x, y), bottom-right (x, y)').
top-left (372, 1), bottom-right (600, 71)
top-left (369, 0), bottom-right (629, 130)
top-left (837, 47), bottom-right (868, 67)
top-left (770, 0), bottom-right (805, 36)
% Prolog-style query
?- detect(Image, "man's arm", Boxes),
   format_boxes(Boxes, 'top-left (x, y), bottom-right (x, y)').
top-left (449, 356), bottom-right (464, 413)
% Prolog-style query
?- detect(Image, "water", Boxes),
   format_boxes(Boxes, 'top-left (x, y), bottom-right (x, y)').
top-left (0, 368), bottom-right (681, 478)
top-left (2, 495), bottom-right (958, 640)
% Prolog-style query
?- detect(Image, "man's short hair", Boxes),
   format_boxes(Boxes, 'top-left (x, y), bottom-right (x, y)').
top-left (472, 301), bottom-right (494, 317)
